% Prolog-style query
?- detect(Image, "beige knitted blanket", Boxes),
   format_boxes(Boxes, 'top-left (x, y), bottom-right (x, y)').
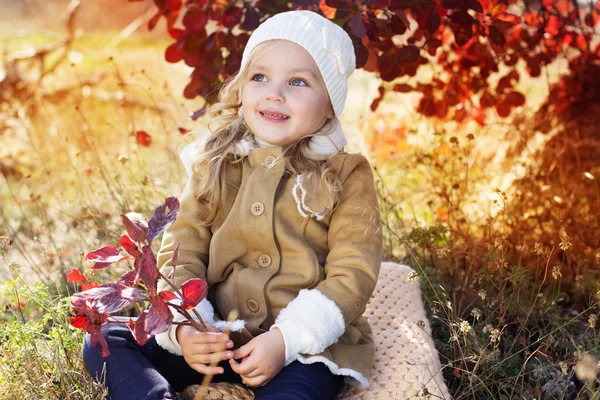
top-left (182, 262), bottom-right (451, 400)
top-left (339, 262), bottom-right (450, 399)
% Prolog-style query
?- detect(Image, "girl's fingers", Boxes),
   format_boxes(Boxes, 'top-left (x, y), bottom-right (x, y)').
top-left (232, 343), bottom-right (252, 359)
top-left (191, 342), bottom-right (232, 354)
top-left (189, 351), bottom-right (234, 364)
top-left (242, 374), bottom-right (266, 387)
top-left (241, 367), bottom-right (262, 378)
top-left (230, 358), bottom-right (258, 376)
top-left (190, 332), bottom-right (230, 345)
top-left (190, 363), bottom-right (226, 376)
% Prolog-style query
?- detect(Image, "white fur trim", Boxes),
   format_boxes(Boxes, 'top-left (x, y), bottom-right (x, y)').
top-left (179, 137), bottom-right (208, 177)
top-left (305, 118), bottom-right (347, 160)
top-left (271, 289), bottom-right (345, 366)
top-left (154, 297), bottom-right (246, 355)
top-left (291, 174), bottom-right (328, 221)
top-left (296, 354), bottom-right (369, 389)
top-left (155, 323), bottom-right (184, 355)
top-left (214, 319), bottom-right (245, 332)
top-left (233, 136), bottom-right (257, 157)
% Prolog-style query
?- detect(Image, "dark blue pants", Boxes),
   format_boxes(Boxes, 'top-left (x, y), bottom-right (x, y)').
top-left (82, 324), bottom-right (344, 400)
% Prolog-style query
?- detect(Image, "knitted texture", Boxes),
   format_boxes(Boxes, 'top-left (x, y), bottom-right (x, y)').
top-left (338, 262), bottom-right (451, 399)
top-left (179, 262), bottom-right (450, 399)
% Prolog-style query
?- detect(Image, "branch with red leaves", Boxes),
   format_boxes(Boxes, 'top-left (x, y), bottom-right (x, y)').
top-left (68, 196), bottom-right (209, 357)
top-left (127, 0), bottom-right (600, 127)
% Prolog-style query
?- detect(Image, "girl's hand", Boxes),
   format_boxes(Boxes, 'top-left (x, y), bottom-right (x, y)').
top-left (176, 324), bottom-right (235, 375)
top-left (229, 328), bottom-right (286, 387)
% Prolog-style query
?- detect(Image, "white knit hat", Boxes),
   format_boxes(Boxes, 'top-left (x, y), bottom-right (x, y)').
top-left (240, 10), bottom-right (356, 159)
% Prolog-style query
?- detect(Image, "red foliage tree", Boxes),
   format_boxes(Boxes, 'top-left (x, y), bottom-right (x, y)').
top-left (128, 0), bottom-right (600, 124)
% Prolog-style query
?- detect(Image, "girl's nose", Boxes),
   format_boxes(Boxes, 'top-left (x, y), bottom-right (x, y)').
top-left (266, 83), bottom-right (285, 103)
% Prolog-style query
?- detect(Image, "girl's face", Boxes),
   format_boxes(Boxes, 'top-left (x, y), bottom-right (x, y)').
top-left (241, 40), bottom-right (334, 147)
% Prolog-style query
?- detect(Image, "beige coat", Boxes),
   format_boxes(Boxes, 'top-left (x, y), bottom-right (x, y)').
top-left (156, 145), bottom-right (382, 387)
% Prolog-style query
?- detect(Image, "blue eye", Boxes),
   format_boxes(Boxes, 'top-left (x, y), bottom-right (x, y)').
top-left (251, 74), bottom-right (267, 82)
top-left (290, 78), bottom-right (307, 87)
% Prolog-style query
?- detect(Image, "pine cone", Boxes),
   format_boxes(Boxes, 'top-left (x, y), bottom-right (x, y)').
top-left (180, 382), bottom-right (254, 400)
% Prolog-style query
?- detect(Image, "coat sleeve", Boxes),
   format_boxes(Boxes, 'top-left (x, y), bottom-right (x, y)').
top-left (271, 154), bottom-right (383, 364)
top-left (154, 169), bottom-right (214, 355)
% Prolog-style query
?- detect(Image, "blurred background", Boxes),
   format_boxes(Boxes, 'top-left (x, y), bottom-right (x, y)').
top-left (1, 0), bottom-right (599, 398)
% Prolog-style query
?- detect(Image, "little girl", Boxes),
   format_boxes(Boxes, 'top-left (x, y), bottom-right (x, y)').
top-left (83, 10), bottom-right (382, 400)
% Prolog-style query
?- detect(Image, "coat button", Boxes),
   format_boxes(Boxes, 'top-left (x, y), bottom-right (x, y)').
top-left (250, 202), bottom-right (265, 216)
top-left (258, 254), bottom-right (272, 268)
top-left (264, 155), bottom-right (276, 167)
top-left (247, 299), bottom-right (259, 313)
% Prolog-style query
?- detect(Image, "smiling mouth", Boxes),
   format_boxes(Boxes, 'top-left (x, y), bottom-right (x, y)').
top-left (259, 111), bottom-right (290, 120)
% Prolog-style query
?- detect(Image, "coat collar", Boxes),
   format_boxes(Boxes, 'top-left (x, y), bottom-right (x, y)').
top-left (247, 146), bottom-right (284, 168)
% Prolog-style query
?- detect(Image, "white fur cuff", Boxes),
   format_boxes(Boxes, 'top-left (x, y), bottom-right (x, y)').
top-left (271, 289), bottom-right (345, 365)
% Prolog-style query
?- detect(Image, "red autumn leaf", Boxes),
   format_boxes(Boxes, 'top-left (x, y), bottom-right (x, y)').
top-left (127, 313), bottom-right (151, 346)
top-left (584, 11), bottom-right (594, 28)
top-left (241, 7), bottom-right (260, 30)
top-left (493, 12), bottom-right (522, 26)
top-left (466, 0), bottom-right (484, 13)
top-left (137, 245), bottom-right (159, 294)
top-left (450, 10), bottom-right (474, 27)
top-left (69, 315), bottom-right (88, 329)
top-left (158, 291), bottom-right (178, 301)
top-left (181, 278), bottom-right (208, 310)
top-left (480, 91), bottom-right (496, 108)
top-left (220, 6), bottom-right (244, 29)
top-left (121, 212), bottom-right (148, 243)
top-left (505, 91), bottom-right (525, 107)
top-left (167, 243), bottom-right (180, 280)
top-left (147, 196), bottom-right (181, 244)
top-left (165, 43), bottom-right (183, 63)
top-left (183, 6), bottom-right (208, 30)
top-left (427, 9), bottom-right (441, 33)
top-left (436, 99), bottom-right (449, 118)
top-left (349, 14), bottom-right (367, 38)
top-left (398, 45), bottom-right (420, 62)
top-left (119, 269), bottom-right (138, 286)
top-left (545, 15), bottom-right (560, 36)
top-left (67, 269), bottom-right (87, 285)
top-left (67, 269), bottom-right (98, 290)
top-left (119, 235), bottom-right (142, 258)
top-left (145, 295), bottom-right (174, 335)
top-left (136, 131), bottom-right (152, 147)
top-left (75, 283), bottom-right (148, 314)
top-left (168, 28), bottom-right (184, 40)
top-left (496, 70), bottom-right (519, 93)
top-left (393, 83), bottom-right (414, 93)
top-left (148, 11), bottom-right (161, 31)
top-left (370, 96), bottom-right (382, 112)
top-left (495, 98), bottom-right (512, 117)
top-left (89, 325), bottom-right (110, 357)
top-left (576, 34), bottom-right (588, 52)
top-left (86, 246), bottom-right (129, 270)
top-left (488, 24), bottom-right (505, 46)
top-left (452, 25), bottom-right (473, 46)
top-left (319, 0), bottom-right (336, 19)
top-left (355, 41), bottom-right (368, 69)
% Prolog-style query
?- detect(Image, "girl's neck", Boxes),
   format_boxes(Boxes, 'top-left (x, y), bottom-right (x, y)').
top-left (254, 135), bottom-right (277, 148)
